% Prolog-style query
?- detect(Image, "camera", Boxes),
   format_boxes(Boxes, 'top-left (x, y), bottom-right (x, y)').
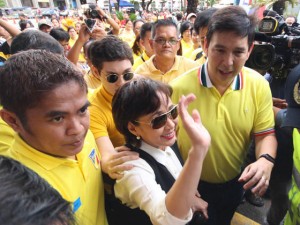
top-left (246, 10), bottom-right (300, 78)
top-left (84, 3), bottom-right (102, 20)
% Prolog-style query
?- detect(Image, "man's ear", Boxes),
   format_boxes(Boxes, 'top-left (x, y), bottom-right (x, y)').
top-left (127, 122), bottom-right (139, 137)
top-left (90, 64), bottom-right (100, 79)
top-left (203, 37), bottom-right (209, 56)
top-left (0, 109), bottom-right (23, 133)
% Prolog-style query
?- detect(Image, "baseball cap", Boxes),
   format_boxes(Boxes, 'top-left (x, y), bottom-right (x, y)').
top-left (187, 13), bottom-right (197, 21)
top-left (38, 19), bottom-right (53, 29)
top-left (282, 64), bottom-right (300, 129)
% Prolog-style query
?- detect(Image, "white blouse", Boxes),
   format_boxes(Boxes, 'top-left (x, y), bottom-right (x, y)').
top-left (114, 141), bottom-right (193, 225)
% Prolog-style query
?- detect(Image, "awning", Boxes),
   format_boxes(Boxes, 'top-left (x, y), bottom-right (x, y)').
top-left (111, 0), bottom-right (134, 7)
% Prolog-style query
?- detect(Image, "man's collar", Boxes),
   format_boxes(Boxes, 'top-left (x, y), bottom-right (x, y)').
top-left (198, 62), bottom-right (244, 90)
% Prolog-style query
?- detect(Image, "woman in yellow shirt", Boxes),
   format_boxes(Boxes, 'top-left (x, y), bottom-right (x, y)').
top-left (119, 20), bottom-right (136, 48)
top-left (180, 21), bottom-right (193, 57)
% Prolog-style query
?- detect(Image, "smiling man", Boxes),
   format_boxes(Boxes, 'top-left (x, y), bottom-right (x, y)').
top-left (171, 6), bottom-right (277, 224)
top-left (135, 19), bottom-right (198, 84)
top-left (0, 50), bottom-right (108, 225)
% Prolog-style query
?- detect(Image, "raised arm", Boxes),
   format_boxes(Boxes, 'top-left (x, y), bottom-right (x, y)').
top-left (0, 18), bottom-right (21, 45)
top-left (95, 7), bottom-right (120, 35)
top-left (166, 94), bottom-right (210, 219)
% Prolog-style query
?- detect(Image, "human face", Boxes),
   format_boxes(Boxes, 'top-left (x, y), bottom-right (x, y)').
top-left (52, 19), bottom-right (60, 28)
top-left (150, 25), bottom-right (180, 60)
top-left (68, 28), bottom-right (77, 39)
top-left (199, 26), bottom-right (208, 48)
top-left (204, 31), bottom-right (253, 87)
top-left (130, 92), bottom-right (177, 150)
top-left (59, 40), bottom-right (69, 52)
top-left (98, 59), bottom-right (133, 95)
top-left (141, 31), bottom-right (154, 57)
top-left (125, 20), bottom-right (133, 30)
top-left (286, 17), bottom-right (295, 26)
top-left (40, 25), bottom-right (52, 34)
top-left (75, 23), bottom-right (81, 33)
top-left (134, 21), bottom-right (144, 36)
top-left (18, 81), bottom-right (89, 158)
top-left (182, 27), bottom-right (192, 42)
top-left (192, 29), bottom-right (200, 48)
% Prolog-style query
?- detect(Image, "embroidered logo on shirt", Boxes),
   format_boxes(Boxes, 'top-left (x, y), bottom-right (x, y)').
top-left (73, 197), bottom-right (82, 213)
top-left (89, 148), bottom-right (100, 169)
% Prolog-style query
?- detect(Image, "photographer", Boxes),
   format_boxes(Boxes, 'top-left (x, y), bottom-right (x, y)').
top-left (84, 4), bottom-right (120, 36)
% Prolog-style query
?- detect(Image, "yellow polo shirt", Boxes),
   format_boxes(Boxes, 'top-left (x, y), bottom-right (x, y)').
top-left (135, 55), bottom-right (198, 84)
top-left (0, 106), bottom-right (15, 153)
top-left (84, 70), bottom-right (102, 90)
top-left (89, 86), bottom-right (125, 147)
top-left (181, 39), bottom-right (193, 57)
top-left (171, 64), bottom-right (275, 183)
top-left (133, 51), bottom-right (150, 71)
top-left (4, 131), bottom-right (108, 225)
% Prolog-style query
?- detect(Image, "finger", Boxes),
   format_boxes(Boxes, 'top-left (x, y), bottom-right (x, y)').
top-left (109, 154), bottom-right (139, 167)
top-left (191, 109), bottom-right (201, 124)
top-left (115, 146), bottom-right (131, 152)
top-left (252, 175), bottom-right (269, 195)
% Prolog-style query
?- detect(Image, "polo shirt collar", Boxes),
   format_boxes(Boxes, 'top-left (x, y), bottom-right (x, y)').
top-left (11, 134), bottom-right (79, 170)
top-left (148, 55), bottom-right (180, 73)
top-left (198, 62), bottom-right (244, 90)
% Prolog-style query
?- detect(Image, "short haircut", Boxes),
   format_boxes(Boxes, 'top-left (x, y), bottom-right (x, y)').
top-left (133, 19), bottom-right (145, 29)
top-left (140, 22), bottom-right (152, 40)
top-left (151, 19), bottom-right (179, 39)
top-left (112, 78), bottom-right (172, 148)
top-left (0, 50), bottom-right (87, 125)
top-left (10, 29), bottom-right (64, 55)
top-left (176, 13), bottom-right (183, 21)
top-left (88, 35), bottom-right (133, 72)
top-left (206, 6), bottom-right (257, 49)
top-left (194, 8), bottom-right (218, 35)
top-left (50, 28), bottom-right (70, 42)
top-left (180, 21), bottom-right (192, 36)
top-left (0, 156), bottom-right (76, 225)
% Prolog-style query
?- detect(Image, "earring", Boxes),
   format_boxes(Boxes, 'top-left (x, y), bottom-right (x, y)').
top-left (136, 136), bottom-right (140, 140)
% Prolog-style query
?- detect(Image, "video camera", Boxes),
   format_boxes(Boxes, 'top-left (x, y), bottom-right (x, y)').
top-left (246, 10), bottom-right (300, 78)
top-left (84, 3), bottom-right (102, 20)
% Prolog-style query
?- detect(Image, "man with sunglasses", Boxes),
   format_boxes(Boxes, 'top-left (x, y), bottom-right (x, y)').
top-left (88, 36), bottom-right (139, 180)
top-left (171, 6), bottom-right (277, 224)
top-left (135, 19), bottom-right (198, 84)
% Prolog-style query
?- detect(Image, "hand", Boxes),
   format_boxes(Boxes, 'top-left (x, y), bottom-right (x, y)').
top-left (90, 26), bottom-right (107, 40)
top-left (103, 146), bottom-right (139, 179)
top-left (273, 97), bottom-right (287, 109)
top-left (238, 158), bottom-right (273, 196)
top-left (178, 94), bottom-right (211, 151)
top-left (78, 23), bottom-right (91, 43)
top-left (192, 194), bottom-right (208, 220)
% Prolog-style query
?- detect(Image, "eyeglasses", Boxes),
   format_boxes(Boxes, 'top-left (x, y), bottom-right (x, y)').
top-left (105, 72), bottom-right (134, 83)
top-left (134, 105), bottom-right (178, 129)
top-left (153, 38), bottom-right (179, 46)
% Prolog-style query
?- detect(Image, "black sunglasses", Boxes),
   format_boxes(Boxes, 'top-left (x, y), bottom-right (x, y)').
top-left (106, 72), bottom-right (134, 83)
top-left (134, 105), bottom-right (178, 129)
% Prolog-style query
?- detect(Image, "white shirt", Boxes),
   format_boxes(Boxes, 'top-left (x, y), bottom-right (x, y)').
top-left (114, 142), bottom-right (193, 225)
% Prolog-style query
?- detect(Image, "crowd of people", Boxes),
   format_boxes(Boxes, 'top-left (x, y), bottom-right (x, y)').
top-left (0, 4), bottom-right (300, 225)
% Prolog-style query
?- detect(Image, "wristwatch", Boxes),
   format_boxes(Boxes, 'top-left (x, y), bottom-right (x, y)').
top-left (259, 154), bottom-right (275, 164)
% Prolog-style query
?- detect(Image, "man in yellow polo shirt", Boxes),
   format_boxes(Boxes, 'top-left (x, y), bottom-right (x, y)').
top-left (171, 6), bottom-right (277, 224)
top-left (0, 50), bottom-right (108, 225)
top-left (88, 35), bottom-right (139, 178)
top-left (135, 19), bottom-right (198, 83)
top-left (281, 65), bottom-right (300, 225)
